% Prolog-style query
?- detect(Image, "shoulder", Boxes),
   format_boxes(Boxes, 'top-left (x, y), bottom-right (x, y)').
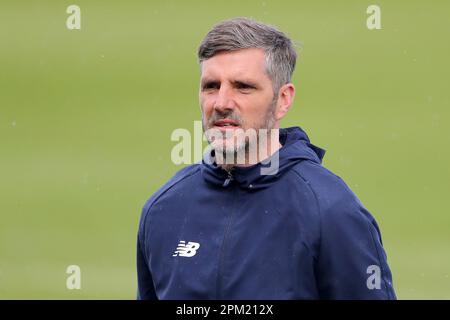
top-left (290, 160), bottom-right (376, 226)
top-left (138, 164), bottom-right (201, 234)
top-left (289, 160), bottom-right (384, 252)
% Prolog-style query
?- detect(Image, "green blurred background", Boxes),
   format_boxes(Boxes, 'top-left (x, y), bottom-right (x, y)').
top-left (1, 0), bottom-right (449, 299)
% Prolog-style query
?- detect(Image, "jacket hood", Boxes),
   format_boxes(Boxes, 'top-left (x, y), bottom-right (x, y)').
top-left (200, 126), bottom-right (326, 189)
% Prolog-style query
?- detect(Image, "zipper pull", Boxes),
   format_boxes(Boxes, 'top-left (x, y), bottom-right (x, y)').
top-left (222, 170), bottom-right (234, 187)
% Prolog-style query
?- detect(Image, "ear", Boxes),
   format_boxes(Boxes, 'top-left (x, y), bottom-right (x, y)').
top-left (274, 83), bottom-right (295, 121)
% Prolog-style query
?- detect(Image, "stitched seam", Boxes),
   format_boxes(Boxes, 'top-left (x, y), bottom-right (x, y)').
top-left (290, 167), bottom-right (322, 259)
top-left (292, 163), bottom-right (393, 299)
top-left (140, 165), bottom-right (201, 263)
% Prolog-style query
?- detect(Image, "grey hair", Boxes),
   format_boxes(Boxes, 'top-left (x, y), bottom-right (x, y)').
top-left (198, 17), bottom-right (297, 94)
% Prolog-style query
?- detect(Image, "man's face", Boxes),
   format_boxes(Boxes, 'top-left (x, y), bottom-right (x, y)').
top-left (199, 48), bottom-right (277, 155)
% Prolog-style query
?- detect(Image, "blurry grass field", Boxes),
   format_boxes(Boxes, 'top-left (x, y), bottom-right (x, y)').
top-left (1, 0), bottom-right (449, 299)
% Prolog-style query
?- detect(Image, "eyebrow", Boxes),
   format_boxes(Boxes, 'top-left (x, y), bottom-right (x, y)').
top-left (201, 79), bottom-right (220, 87)
top-left (201, 78), bottom-right (259, 88)
top-left (231, 80), bottom-right (258, 88)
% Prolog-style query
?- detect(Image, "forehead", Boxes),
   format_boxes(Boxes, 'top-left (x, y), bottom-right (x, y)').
top-left (200, 48), bottom-right (269, 81)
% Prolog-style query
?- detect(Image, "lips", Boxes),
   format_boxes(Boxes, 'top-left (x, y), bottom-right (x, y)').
top-left (213, 119), bottom-right (240, 128)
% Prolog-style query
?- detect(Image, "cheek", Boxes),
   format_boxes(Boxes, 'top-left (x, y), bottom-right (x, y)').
top-left (243, 96), bottom-right (272, 123)
top-left (200, 96), bottom-right (213, 115)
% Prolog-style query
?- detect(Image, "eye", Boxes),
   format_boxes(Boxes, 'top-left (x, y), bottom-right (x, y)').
top-left (202, 81), bottom-right (220, 91)
top-left (235, 82), bottom-right (256, 92)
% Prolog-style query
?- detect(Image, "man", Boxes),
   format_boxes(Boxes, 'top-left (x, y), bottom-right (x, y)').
top-left (137, 17), bottom-right (396, 299)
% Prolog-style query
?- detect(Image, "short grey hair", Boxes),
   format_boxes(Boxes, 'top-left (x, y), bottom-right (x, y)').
top-left (198, 17), bottom-right (297, 94)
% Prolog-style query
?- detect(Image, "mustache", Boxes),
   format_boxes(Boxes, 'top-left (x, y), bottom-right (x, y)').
top-left (207, 111), bottom-right (242, 127)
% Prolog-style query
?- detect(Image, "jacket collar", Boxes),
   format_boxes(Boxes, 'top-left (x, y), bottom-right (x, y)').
top-left (200, 126), bottom-right (326, 189)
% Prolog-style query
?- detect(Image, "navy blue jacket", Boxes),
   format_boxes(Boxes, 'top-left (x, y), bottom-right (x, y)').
top-left (137, 127), bottom-right (396, 299)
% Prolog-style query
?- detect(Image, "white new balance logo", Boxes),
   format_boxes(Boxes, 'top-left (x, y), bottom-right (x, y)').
top-left (172, 240), bottom-right (200, 257)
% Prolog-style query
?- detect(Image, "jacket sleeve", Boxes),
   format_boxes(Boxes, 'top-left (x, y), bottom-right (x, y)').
top-left (137, 234), bottom-right (158, 300)
top-left (314, 186), bottom-right (396, 300)
top-left (136, 204), bottom-right (158, 300)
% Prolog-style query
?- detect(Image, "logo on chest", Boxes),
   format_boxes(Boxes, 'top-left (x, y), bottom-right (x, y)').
top-left (172, 240), bottom-right (201, 257)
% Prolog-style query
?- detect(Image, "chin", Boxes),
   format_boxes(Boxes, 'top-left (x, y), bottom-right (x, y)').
top-left (212, 144), bottom-right (235, 155)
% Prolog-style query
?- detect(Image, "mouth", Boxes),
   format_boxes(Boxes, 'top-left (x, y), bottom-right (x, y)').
top-left (212, 119), bottom-right (240, 130)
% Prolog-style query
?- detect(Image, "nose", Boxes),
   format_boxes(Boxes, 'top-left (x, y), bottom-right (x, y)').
top-left (213, 85), bottom-right (235, 113)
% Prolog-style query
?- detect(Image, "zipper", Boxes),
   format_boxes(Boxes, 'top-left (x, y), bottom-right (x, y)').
top-left (216, 171), bottom-right (237, 299)
top-left (222, 169), bottom-right (234, 187)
